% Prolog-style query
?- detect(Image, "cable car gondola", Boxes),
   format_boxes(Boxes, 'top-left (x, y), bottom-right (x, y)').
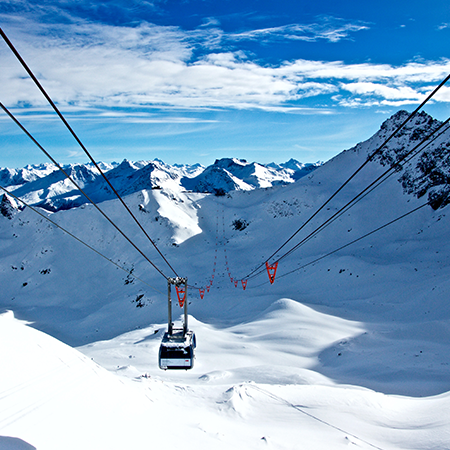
top-left (158, 277), bottom-right (196, 370)
top-left (159, 328), bottom-right (196, 370)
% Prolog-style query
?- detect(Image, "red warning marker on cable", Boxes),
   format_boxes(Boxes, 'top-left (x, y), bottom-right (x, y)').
top-left (234, 279), bottom-right (238, 287)
top-left (175, 285), bottom-right (186, 307)
top-left (199, 288), bottom-right (205, 299)
top-left (265, 261), bottom-right (278, 284)
top-left (241, 279), bottom-right (248, 290)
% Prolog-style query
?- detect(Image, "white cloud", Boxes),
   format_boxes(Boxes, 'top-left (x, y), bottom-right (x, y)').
top-left (67, 150), bottom-right (85, 159)
top-left (226, 18), bottom-right (369, 43)
top-left (340, 82), bottom-right (425, 101)
top-left (433, 86), bottom-right (450, 102)
top-left (1, 18), bottom-right (450, 117)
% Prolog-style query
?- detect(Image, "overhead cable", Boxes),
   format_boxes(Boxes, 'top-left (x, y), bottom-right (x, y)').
top-left (0, 27), bottom-right (179, 278)
top-left (278, 202), bottom-right (429, 281)
top-left (248, 145), bottom-right (450, 287)
top-left (245, 73), bottom-right (450, 279)
top-left (249, 201), bottom-right (429, 289)
top-left (244, 116), bottom-right (450, 282)
top-left (0, 185), bottom-right (164, 294)
top-left (272, 116), bottom-right (450, 265)
top-left (243, 116), bottom-right (449, 282)
top-left (0, 102), bottom-right (169, 281)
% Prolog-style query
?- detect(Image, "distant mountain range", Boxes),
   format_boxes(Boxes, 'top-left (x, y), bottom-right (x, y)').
top-left (0, 157), bottom-right (321, 212)
top-left (1, 109), bottom-right (450, 216)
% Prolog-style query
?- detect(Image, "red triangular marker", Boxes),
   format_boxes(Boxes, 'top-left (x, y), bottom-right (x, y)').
top-left (234, 280), bottom-right (238, 287)
top-left (199, 288), bottom-right (205, 299)
top-left (175, 285), bottom-right (186, 307)
top-left (206, 285), bottom-right (210, 293)
top-left (265, 261), bottom-right (278, 284)
top-left (241, 279), bottom-right (248, 290)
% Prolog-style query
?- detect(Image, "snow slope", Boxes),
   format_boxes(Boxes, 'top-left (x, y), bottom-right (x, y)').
top-left (1, 110), bottom-right (450, 449)
top-left (2, 304), bottom-right (450, 450)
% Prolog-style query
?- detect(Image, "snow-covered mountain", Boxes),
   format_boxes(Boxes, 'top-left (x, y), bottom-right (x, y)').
top-left (0, 157), bottom-right (318, 211)
top-left (267, 158), bottom-right (322, 180)
top-left (0, 159), bottom-right (204, 211)
top-left (1, 110), bottom-right (450, 450)
top-left (181, 157), bottom-right (319, 194)
top-left (353, 110), bottom-right (450, 208)
top-left (0, 162), bottom-right (59, 187)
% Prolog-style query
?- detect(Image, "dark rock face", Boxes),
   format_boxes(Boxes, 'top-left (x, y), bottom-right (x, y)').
top-left (373, 111), bottom-right (450, 210)
top-left (0, 193), bottom-right (20, 219)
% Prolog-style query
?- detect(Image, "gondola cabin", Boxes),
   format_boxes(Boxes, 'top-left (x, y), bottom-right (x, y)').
top-left (159, 277), bottom-right (196, 370)
top-left (158, 328), bottom-right (196, 370)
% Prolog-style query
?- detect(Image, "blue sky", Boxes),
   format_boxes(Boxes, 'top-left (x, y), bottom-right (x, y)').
top-left (1, 0), bottom-right (450, 168)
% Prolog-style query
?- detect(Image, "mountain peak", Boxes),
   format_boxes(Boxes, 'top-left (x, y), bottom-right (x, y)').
top-left (214, 158), bottom-right (248, 168)
top-left (6, 108), bottom-right (447, 210)
top-left (0, 193), bottom-right (20, 219)
top-left (380, 110), bottom-right (436, 135)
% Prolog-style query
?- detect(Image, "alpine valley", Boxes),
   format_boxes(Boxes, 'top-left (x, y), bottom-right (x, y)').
top-left (1, 110), bottom-right (450, 450)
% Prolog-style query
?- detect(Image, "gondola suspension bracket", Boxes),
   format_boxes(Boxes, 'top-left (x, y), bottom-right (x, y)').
top-left (159, 277), bottom-right (195, 370)
top-left (266, 261), bottom-right (279, 284)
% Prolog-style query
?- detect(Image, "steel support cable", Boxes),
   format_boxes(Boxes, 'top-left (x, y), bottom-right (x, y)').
top-left (245, 74), bottom-right (450, 279)
top-left (271, 116), bottom-right (450, 266)
top-left (0, 185), bottom-right (164, 294)
top-left (248, 202), bottom-right (430, 289)
top-left (0, 27), bottom-right (179, 278)
top-left (187, 208), bottom-right (222, 291)
top-left (249, 156), bottom-right (450, 287)
top-left (245, 118), bottom-right (450, 282)
top-left (288, 118), bottom-right (450, 258)
top-left (0, 102), bottom-right (169, 280)
top-left (328, 118), bottom-right (450, 217)
top-left (277, 202), bottom-right (429, 280)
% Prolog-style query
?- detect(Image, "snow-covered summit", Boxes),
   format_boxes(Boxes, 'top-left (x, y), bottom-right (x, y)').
top-left (4, 109), bottom-right (447, 214)
top-left (344, 110), bottom-right (450, 209)
top-left (0, 163), bottom-right (59, 188)
top-left (267, 158), bottom-right (322, 180)
top-left (0, 157), bottom-right (318, 210)
top-left (180, 157), bottom-right (315, 194)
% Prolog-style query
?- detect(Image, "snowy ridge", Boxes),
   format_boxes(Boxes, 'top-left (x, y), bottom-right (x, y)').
top-left (348, 110), bottom-right (450, 208)
top-left (1, 110), bottom-right (450, 449)
top-left (0, 157), bottom-right (319, 211)
top-left (181, 158), bottom-right (311, 194)
top-left (0, 163), bottom-right (59, 188)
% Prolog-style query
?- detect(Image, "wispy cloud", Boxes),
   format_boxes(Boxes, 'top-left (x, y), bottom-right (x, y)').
top-left (225, 17), bottom-right (369, 44)
top-left (66, 149), bottom-right (85, 159)
top-left (1, 17), bottom-right (449, 118)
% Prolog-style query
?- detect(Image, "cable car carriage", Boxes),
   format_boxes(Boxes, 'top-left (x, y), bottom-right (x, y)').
top-left (159, 277), bottom-right (196, 370)
top-left (159, 329), bottom-right (196, 370)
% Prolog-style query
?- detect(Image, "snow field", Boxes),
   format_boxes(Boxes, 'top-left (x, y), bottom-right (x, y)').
top-left (2, 114), bottom-right (450, 448)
